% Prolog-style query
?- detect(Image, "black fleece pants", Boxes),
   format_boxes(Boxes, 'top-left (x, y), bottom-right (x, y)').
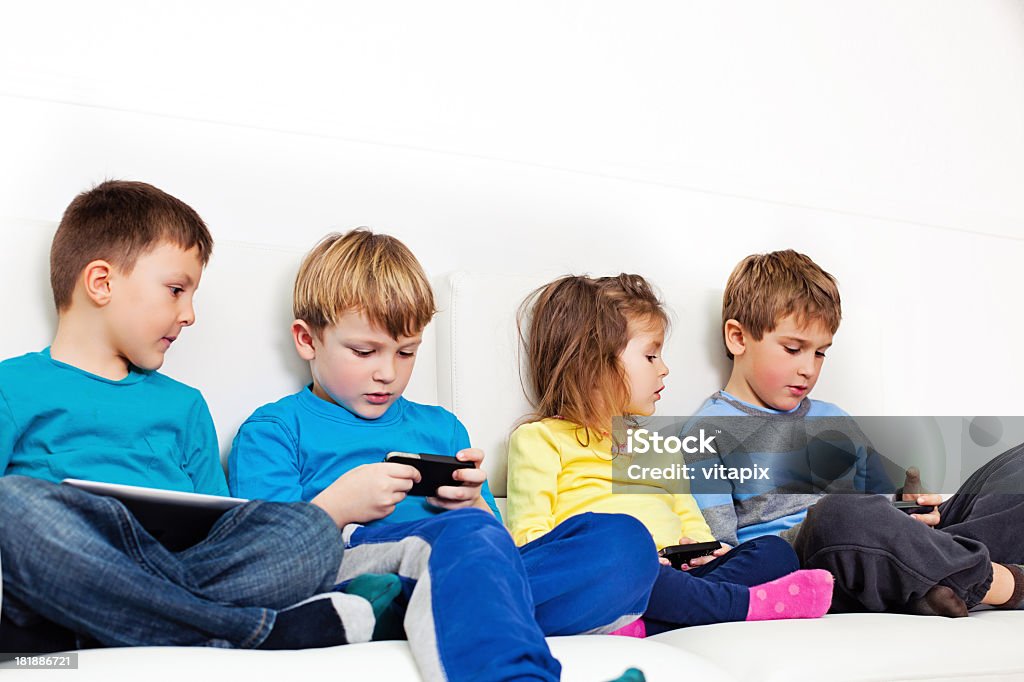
top-left (792, 443), bottom-right (1024, 611)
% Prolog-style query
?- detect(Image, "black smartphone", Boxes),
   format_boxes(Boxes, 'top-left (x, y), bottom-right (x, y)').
top-left (893, 500), bottom-right (937, 515)
top-left (385, 452), bottom-right (474, 497)
top-left (658, 541), bottom-right (723, 569)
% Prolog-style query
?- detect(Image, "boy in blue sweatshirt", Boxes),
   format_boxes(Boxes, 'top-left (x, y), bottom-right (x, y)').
top-left (685, 249), bottom-right (1024, 616)
top-left (229, 229), bottom-right (656, 682)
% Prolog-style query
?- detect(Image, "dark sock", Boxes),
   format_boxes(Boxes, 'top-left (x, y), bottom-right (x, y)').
top-left (371, 600), bottom-right (407, 641)
top-left (906, 585), bottom-right (968, 618)
top-left (338, 573), bottom-right (405, 640)
top-left (258, 592), bottom-right (373, 650)
top-left (995, 564), bottom-right (1024, 609)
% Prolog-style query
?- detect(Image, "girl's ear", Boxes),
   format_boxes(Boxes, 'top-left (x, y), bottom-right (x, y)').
top-left (292, 320), bottom-right (318, 361)
top-left (723, 319), bottom-right (748, 357)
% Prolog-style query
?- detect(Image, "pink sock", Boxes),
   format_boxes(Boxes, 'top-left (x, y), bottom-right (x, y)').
top-left (746, 569), bottom-right (834, 621)
top-left (608, 618), bottom-right (646, 638)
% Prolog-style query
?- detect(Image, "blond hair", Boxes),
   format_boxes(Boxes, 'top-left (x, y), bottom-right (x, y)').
top-left (293, 229), bottom-right (435, 338)
top-left (722, 249), bottom-right (841, 359)
top-left (518, 274), bottom-right (668, 444)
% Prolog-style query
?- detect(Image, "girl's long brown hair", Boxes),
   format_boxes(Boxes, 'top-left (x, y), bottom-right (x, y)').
top-left (518, 274), bottom-right (668, 445)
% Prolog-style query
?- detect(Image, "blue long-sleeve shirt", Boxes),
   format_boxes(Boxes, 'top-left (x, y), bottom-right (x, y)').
top-left (228, 387), bottom-right (500, 525)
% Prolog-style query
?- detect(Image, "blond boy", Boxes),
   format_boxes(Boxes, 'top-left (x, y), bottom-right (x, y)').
top-left (229, 229), bottom-right (656, 682)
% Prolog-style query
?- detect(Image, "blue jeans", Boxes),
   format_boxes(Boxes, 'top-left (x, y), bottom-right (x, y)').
top-left (0, 476), bottom-right (342, 648)
top-left (339, 509), bottom-right (658, 682)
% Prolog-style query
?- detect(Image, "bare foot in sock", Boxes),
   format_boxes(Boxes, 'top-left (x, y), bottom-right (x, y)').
top-left (906, 585), bottom-right (968, 618)
top-left (995, 564), bottom-right (1024, 609)
top-left (746, 569), bottom-right (834, 621)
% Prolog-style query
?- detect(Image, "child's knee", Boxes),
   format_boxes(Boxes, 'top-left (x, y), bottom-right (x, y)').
top-left (443, 506), bottom-right (505, 529)
top-left (579, 513), bottom-right (657, 575)
top-left (442, 508), bottom-right (510, 543)
top-left (804, 494), bottom-right (885, 544)
top-left (746, 534), bottom-right (800, 573)
top-left (243, 500), bottom-right (344, 587)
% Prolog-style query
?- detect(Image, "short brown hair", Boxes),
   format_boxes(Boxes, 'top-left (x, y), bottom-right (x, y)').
top-left (293, 229), bottom-right (436, 339)
top-left (50, 180), bottom-right (213, 310)
top-left (519, 274), bottom-right (668, 443)
top-left (722, 249), bottom-right (841, 359)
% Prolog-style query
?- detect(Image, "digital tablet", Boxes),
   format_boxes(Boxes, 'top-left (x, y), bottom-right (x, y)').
top-left (62, 479), bottom-right (248, 551)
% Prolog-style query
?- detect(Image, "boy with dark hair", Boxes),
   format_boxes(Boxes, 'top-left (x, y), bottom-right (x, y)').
top-left (0, 180), bottom-right (396, 652)
top-left (685, 249), bottom-right (1024, 617)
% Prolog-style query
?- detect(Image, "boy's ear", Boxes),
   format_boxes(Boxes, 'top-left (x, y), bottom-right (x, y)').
top-left (292, 320), bottom-right (318, 361)
top-left (723, 319), bottom-right (748, 357)
top-left (82, 260), bottom-right (114, 306)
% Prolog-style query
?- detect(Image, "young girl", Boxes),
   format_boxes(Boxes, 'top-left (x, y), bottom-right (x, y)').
top-left (507, 274), bottom-right (834, 636)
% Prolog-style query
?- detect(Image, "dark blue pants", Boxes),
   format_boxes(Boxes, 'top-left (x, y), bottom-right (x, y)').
top-left (643, 534), bottom-right (799, 634)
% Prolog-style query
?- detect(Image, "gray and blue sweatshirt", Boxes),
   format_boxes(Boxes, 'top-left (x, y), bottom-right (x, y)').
top-left (683, 391), bottom-right (892, 546)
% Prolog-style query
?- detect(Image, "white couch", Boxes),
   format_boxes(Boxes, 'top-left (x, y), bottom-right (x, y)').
top-left (2, 227), bottom-right (1023, 681)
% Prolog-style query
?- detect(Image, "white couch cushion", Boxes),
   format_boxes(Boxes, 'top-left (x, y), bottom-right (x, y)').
top-left (651, 611), bottom-right (1024, 682)
top-left (1, 637), bottom-right (737, 682)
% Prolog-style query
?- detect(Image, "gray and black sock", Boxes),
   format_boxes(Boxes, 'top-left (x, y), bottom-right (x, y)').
top-left (258, 592), bottom-right (374, 650)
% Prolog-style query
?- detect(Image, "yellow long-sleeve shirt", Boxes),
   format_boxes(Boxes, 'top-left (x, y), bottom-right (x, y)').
top-left (506, 418), bottom-right (714, 550)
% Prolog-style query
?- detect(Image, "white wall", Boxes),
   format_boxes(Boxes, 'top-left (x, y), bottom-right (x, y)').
top-left (2, 1), bottom-right (1023, 418)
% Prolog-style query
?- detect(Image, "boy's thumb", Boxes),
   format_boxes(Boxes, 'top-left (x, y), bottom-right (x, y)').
top-left (902, 466), bottom-right (923, 495)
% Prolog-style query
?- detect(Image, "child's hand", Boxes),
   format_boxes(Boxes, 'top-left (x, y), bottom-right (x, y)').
top-left (427, 448), bottom-right (489, 512)
top-left (676, 536), bottom-right (732, 570)
top-left (311, 462), bottom-right (421, 527)
top-left (903, 493), bottom-right (943, 526)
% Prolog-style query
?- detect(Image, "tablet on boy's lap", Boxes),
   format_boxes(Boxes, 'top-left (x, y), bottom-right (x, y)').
top-left (61, 479), bottom-right (248, 551)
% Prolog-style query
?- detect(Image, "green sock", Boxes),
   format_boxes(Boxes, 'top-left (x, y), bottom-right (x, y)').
top-left (341, 573), bottom-right (402, 620)
top-left (606, 668), bottom-right (646, 682)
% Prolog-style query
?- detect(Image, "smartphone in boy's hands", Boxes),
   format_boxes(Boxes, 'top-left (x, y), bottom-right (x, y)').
top-left (893, 500), bottom-right (936, 515)
top-left (385, 452), bottom-right (474, 497)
